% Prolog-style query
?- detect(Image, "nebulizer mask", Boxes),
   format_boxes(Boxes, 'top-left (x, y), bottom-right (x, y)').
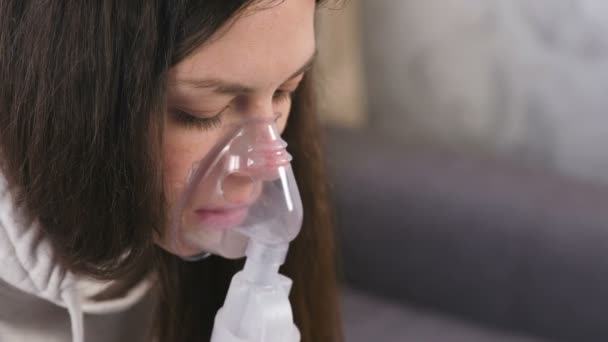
top-left (169, 113), bottom-right (303, 342)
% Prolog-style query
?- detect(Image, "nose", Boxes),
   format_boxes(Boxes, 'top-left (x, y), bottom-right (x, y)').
top-left (220, 116), bottom-right (292, 204)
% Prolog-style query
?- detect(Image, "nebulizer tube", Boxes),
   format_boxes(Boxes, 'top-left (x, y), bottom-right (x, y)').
top-left (169, 114), bottom-right (303, 342)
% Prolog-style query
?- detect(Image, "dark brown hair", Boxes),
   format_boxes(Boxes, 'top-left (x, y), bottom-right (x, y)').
top-left (0, 0), bottom-right (342, 341)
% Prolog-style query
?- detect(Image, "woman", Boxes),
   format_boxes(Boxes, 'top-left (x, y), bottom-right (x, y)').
top-left (0, 0), bottom-right (342, 341)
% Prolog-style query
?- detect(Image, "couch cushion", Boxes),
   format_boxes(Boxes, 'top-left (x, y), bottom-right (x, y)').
top-left (327, 127), bottom-right (608, 341)
top-left (342, 287), bottom-right (548, 342)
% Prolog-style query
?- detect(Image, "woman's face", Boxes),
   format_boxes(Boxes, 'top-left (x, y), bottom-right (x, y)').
top-left (157, 0), bottom-right (317, 257)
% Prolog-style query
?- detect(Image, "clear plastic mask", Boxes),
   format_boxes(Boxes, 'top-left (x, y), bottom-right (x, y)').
top-left (168, 115), bottom-right (303, 259)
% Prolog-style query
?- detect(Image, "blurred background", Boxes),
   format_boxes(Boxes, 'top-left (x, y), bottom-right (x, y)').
top-left (315, 1), bottom-right (608, 341)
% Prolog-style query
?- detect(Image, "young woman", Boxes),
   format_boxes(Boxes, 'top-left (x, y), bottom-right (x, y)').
top-left (0, 0), bottom-right (342, 341)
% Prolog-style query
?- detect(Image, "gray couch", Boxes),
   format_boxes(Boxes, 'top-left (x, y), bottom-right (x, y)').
top-left (328, 127), bottom-right (608, 342)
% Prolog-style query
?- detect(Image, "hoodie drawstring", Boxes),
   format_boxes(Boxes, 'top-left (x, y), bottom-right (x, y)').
top-left (62, 287), bottom-right (84, 342)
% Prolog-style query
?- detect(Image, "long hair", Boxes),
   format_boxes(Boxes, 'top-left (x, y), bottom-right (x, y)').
top-left (0, 0), bottom-right (342, 341)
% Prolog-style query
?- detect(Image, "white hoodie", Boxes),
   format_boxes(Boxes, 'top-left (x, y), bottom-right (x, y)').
top-left (0, 172), bottom-right (156, 342)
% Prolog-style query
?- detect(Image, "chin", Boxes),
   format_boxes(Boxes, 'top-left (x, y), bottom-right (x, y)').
top-left (178, 227), bottom-right (249, 260)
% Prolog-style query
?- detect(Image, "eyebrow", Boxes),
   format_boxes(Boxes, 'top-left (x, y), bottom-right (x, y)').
top-left (177, 50), bottom-right (317, 95)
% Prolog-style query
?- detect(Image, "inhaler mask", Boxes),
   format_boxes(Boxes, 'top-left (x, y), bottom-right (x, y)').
top-left (169, 114), bottom-right (303, 260)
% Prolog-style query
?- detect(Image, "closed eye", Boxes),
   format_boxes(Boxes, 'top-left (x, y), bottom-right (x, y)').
top-left (273, 90), bottom-right (295, 104)
top-left (170, 109), bottom-right (224, 130)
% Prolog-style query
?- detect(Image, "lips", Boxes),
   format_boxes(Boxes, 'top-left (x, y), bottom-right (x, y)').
top-left (194, 205), bottom-right (250, 229)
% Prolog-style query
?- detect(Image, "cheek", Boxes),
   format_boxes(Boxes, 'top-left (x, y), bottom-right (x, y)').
top-left (163, 129), bottom-right (215, 204)
top-left (163, 145), bottom-right (195, 205)
top-left (163, 148), bottom-right (190, 184)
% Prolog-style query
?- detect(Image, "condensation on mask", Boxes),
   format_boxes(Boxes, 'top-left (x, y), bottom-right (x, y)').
top-left (169, 114), bottom-right (303, 259)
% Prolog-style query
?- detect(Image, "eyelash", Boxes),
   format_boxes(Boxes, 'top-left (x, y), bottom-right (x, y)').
top-left (273, 90), bottom-right (296, 104)
top-left (172, 109), bottom-right (224, 130)
top-left (173, 90), bottom-right (296, 130)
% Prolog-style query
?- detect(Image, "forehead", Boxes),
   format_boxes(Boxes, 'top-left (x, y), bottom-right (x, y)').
top-left (171, 0), bottom-right (317, 87)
